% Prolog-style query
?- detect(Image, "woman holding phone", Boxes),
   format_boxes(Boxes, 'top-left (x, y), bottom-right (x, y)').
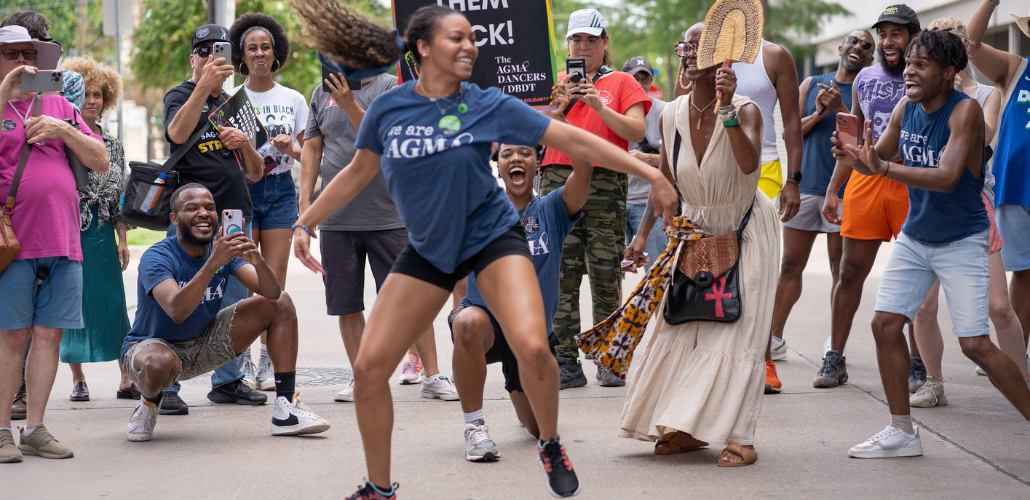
top-left (287, 3), bottom-right (676, 498)
top-left (227, 14), bottom-right (308, 390)
top-left (542, 8), bottom-right (652, 389)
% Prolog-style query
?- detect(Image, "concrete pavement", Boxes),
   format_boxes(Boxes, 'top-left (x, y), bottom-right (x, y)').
top-left (3, 235), bottom-right (1029, 499)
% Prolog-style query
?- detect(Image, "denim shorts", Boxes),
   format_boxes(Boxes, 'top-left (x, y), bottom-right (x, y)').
top-left (874, 230), bottom-right (990, 337)
top-left (0, 257), bottom-right (84, 330)
top-left (626, 202), bottom-right (668, 267)
top-left (995, 204), bottom-right (1030, 272)
top-left (249, 172), bottom-right (298, 230)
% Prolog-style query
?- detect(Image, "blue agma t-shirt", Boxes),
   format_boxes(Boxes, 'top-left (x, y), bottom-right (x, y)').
top-left (354, 81), bottom-right (552, 273)
top-left (463, 187), bottom-right (580, 334)
top-left (122, 237), bottom-right (247, 356)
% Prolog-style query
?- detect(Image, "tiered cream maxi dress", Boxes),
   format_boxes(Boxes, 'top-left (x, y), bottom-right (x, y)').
top-left (620, 93), bottom-right (780, 446)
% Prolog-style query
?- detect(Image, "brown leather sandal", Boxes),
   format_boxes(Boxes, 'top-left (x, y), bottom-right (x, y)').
top-left (654, 432), bottom-right (709, 455)
top-left (718, 443), bottom-right (758, 467)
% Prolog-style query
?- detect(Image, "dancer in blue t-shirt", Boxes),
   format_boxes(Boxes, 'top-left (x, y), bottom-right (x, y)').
top-left (447, 144), bottom-right (596, 462)
top-left (288, 5), bottom-right (677, 499)
top-left (832, 29), bottom-right (1030, 460)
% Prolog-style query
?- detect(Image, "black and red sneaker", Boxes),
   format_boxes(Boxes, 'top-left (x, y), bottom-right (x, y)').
top-left (344, 481), bottom-right (398, 500)
top-left (537, 439), bottom-right (580, 497)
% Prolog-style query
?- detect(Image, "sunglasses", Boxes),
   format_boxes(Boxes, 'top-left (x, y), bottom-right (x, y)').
top-left (674, 41), bottom-right (698, 58)
top-left (845, 36), bottom-right (873, 51)
top-left (194, 46), bottom-right (213, 58)
top-left (1, 49), bottom-right (37, 61)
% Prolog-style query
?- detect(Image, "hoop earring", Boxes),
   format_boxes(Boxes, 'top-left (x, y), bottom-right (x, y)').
top-left (240, 63), bottom-right (249, 76)
top-left (271, 60), bottom-right (280, 73)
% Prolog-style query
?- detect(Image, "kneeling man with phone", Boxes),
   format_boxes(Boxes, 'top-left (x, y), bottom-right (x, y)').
top-left (121, 183), bottom-right (329, 442)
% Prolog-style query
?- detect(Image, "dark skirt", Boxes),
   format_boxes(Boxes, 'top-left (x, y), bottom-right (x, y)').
top-left (60, 206), bottom-right (131, 363)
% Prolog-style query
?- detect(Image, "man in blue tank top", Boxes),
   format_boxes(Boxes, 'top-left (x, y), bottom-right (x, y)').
top-left (968, 0), bottom-right (1030, 354)
top-left (832, 30), bottom-right (1030, 459)
top-left (765, 29), bottom-right (874, 389)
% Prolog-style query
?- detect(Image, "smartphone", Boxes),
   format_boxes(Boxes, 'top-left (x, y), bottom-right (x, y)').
top-left (836, 113), bottom-right (861, 159)
top-left (212, 42), bottom-right (232, 66)
top-left (222, 209), bottom-right (244, 236)
top-left (321, 65), bottom-right (362, 93)
top-left (566, 57), bottom-right (586, 80)
top-left (21, 69), bottom-right (64, 93)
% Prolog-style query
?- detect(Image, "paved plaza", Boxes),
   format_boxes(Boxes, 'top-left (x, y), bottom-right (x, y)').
top-left (4, 236), bottom-right (1029, 499)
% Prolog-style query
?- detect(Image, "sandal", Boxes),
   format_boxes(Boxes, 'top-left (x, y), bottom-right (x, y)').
top-left (718, 443), bottom-right (757, 467)
top-left (654, 432), bottom-right (709, 455)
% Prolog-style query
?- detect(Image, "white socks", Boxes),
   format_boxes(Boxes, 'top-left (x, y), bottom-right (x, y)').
top-left (890, 414), bottom-right (914, 435)
top-left (464, 409), bottom-right (484, 425)
top-left (22, 426), bottom-right (36, 437)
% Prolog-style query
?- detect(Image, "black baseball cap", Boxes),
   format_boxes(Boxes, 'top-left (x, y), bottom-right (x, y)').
top-left (622, 56), bottom-right (655, 77)
top-left (872, 5), bottom-right (920, 32)
top-left (192, 24), bottom-right (229, 48)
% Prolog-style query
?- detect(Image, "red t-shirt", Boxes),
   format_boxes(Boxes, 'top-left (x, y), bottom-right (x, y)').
top-left (542, 70), bottom-right (651, 167)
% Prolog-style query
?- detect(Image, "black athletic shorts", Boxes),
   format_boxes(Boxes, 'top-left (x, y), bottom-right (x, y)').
top-left (391, 225), bottom-right (530, 291)
top-left (447, 303), bottom-right (559, 394)
top-left (320, 229), bottom-right (409, 316)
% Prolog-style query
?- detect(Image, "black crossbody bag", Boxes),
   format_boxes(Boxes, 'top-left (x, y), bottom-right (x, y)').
top-left (122, 122), bottom-right (211, 230)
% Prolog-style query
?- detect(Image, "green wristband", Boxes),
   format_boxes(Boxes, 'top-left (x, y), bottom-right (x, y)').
top-left (722, 118), bottom-right (739, 127)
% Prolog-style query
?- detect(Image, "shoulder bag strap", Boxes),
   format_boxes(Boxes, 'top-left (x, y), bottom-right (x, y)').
top-left (160, 120), bottom-right (211, 174)
top-left (671, 98), bottom-right (684, 204)
top-left (735, 197), bottom-right (756, 246)
top-left (5, 94), bottom-right (42, 212)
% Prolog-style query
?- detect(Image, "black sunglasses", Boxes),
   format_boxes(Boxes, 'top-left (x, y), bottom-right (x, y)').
top-left (845, 36), bottom-right (873, 51)
top-left (1, 49), bottom-right (37, 61)
top-left (194, 46), bottom-right (213, 58)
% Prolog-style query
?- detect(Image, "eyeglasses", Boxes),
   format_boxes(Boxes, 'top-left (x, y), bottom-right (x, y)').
top-left (194, 46), bottom-right (213, 58)
top-left (674, 41), bottom-right (697, 58)
top-left (1, 49), bottom-right (37, 61)
top-left (845, 36), bottom-right (873, 51)
top-left (568, 37), bottom-right (602, 49)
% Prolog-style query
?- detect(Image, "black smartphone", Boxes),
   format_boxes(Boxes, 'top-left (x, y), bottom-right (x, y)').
top-left (321, 65), bottom-right (361, 92)
top-left (566, 57), bottom-right (586, 81)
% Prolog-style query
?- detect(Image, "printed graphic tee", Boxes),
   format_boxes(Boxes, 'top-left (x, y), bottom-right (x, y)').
top-left (463, 187), bottom-right (581, 333)
top-left (355, 81), bottom-right (551, 273)
top-left (234, 82), bottom-right (308, 175)
top-left (123, 237), bottom-right (248, 355)
top-left (854, 64), bottom-right (905, 140)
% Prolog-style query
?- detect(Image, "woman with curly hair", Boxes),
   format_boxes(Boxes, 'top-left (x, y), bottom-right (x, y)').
top-left (288, 3), bottom-right (677, 498)
top-left (227, 13), bottom-right (308, 390)
top-left (58, 57), bottom-right (136, 401)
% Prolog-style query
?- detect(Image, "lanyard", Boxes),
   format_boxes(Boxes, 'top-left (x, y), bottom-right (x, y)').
top-left (7, 99), bottom-right (34, 126)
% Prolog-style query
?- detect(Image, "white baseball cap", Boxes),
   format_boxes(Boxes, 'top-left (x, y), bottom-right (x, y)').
top-left (566, 9), bottom-right (607, 38)
top-left (0, 25), bottom-right (61, 70)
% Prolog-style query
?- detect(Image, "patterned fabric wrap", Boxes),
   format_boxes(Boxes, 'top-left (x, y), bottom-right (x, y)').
top-left (78, 132), bottom-right (126, 231)
top-left (575, 215), bottom-right (710, 377)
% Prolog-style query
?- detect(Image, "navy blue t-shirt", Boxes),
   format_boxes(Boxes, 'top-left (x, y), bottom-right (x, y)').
top-left (123, 237), bottom-right (247, 356)
top-left (900, 90), bottom-right (988, 245)
top-left (354, 81), bottom-right (552, 273)
top-left (800, 72), bottom-right (852, 198)
top-left (463, 187), bottom-right (580, 334)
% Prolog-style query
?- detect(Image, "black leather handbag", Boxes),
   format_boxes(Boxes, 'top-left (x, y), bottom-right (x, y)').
top-left (662, 127), bottom-right (754, 325)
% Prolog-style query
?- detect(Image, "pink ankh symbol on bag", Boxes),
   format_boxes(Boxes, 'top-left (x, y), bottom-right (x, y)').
top-left (705, 276), bottom-right (732, 318)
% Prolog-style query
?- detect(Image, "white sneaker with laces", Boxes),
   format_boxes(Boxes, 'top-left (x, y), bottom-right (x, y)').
top-left (241, 356), bottom-right (257, 389)
top-left (848, 426), bottom-right (922, 458)
top-left (334, 379), bottom-right (355, 402)
top-left (770, 336), bottom-right (788, 361)
top-left (271, 395), bottom-right (330, 436)
top-left (127, 398), bottom-right (160, 442)
top-left (256, 357), bottom-right (276, 391)
top-left (421, 374), bottom-right (459, 401)
top-left (398, 356), bottom-right (422, 385)
top-left (910, 376), bottom-right (947, 408)
top-left (464, 421), bottom-right (500, 462)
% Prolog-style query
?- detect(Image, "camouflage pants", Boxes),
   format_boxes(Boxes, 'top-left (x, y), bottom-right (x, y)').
top-left (540, 165), bottom-right (627, 359)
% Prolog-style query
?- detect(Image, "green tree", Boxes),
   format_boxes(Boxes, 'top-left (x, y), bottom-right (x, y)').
top-left (1, 0), bottom-right (116, 61)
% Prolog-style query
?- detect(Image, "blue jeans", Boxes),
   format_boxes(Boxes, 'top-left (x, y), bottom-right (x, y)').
top-left (163, 220), bottom-right (252, 392)
top-left (626, 202), bottom-right (668, 268)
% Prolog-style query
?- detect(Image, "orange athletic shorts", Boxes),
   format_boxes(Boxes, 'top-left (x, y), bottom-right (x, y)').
top-left (840, 169), bottom-right (909, 241)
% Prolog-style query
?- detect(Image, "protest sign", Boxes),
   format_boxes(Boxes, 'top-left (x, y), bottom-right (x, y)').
top-left (208, 89), bottom-right (270, 169)
top-left (392, 0), bottom-right (558, 109)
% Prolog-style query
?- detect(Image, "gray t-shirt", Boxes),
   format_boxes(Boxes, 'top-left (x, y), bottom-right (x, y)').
top-left (306, 74), bottom-right (403, 231)
top-left (627, 97), bottom-right (667, 204)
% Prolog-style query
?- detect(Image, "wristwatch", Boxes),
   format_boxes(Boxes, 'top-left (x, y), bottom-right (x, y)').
top-left (786, 171), bottom-right (802, 184)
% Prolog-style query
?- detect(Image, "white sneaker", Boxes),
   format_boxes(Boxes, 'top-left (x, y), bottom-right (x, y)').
top-left (974, 365), bottom-right (987, 376)
top-left (127, 398), bottom-right (160, 442)
top-left (770, 336), bottom-right (788, 361)
top-left (421, 374), bottom-right (459, 401)
top-left (848, 426), bottom-right (922, 458)
top-left (910, 376), bottom-right (948, 408)
top-left (398, 354), bottom-right (423, 385)
top-left (256, 357), bottom-right (276, 391)
top-left (464, 421), bottom-right (500, 462)
top-left (241, 355), bottom-right (257, 389)
top-left (334, 379), bottom-right (355, 403)
top-left (271, 395), bottom-right (330, 436)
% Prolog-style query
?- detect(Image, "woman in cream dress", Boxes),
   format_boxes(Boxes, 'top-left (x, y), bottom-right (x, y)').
top-left (622, 23), bottom-right (780, 466)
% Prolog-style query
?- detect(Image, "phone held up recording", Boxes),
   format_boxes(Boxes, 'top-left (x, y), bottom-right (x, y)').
top-left (222, 209), bottom-right (244, 236)
top-left (835, 113), bottom-right (861, 159)
top-left (20, 69), bottom-right (63, 93)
